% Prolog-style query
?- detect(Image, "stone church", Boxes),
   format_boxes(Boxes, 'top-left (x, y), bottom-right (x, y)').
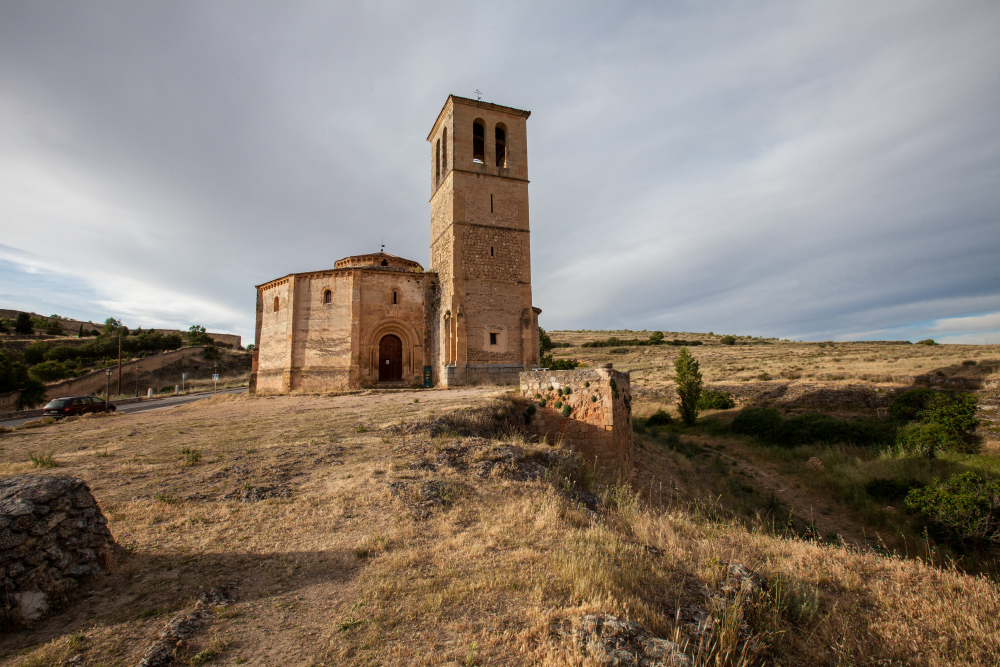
top-left (250, 95), bottom-right (542, 392)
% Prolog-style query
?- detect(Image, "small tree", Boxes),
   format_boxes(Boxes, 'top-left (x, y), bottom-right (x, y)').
top-left (539, 327), bottom-right (553, 356)
top-left (187, 324), bottom-right (214, 346)
top-left (649, 330), bottom-right (665, 344)
top-left (674, 347), bottom-right (703, 426)
top-left (78, 324), bottom-right (84, 338)
top-left (45, 320), bottom-right (63, 336)
top-left (101, 317), bottom-right (122, 337)
top-left (14, 313), bottom-right (33, 335)
top-left (720, 335), bottom-right (736, 345)
top-left (0, 319), bottom-right (8, 334)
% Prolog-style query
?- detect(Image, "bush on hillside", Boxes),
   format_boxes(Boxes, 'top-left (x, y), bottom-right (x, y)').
top-left (888, 389), bottom-right (978, 457)
top-left (731, 407), bottom-right (896, 448)
top-left (44, 320), bottom-right (64, 336)
top-left (540, 354), bottom-right (579, 370)
top-left (916, 339), bottom-right (938, 345)
top-left (645, 409), bottom-right (672, 427)
top-left (14, 313), bottom-right (33, 335)
top-left (697, 389), bottom-right (735, 410)
top-left (0, 347), bottom-right (46, 408)
top-left (719, 335), bottom-right (736, 345)
top-left (905, 472), bottom-right (1000, 544)
top-left (23, 341), bottom-right (49, 365)
top-left (202, 345), bottom-right (220, 361)
top-left (28, 360), bottom-right (70, 383)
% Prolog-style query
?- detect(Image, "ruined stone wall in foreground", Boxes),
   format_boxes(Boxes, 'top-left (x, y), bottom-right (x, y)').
top-left (520, 367), bottom-right (634, 483)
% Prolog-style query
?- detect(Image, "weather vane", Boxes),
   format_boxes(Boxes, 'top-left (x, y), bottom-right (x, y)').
top-left (475, 89), bottom-right (482, 101)
top-left (380, 237), bottom-right (385, 253)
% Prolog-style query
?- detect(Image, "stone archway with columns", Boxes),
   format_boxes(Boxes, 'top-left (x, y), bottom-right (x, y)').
top-left (359, 318), bottom-right (424, 385)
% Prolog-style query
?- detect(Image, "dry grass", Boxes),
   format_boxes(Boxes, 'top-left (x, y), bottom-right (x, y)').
top-left (1, 386), bottom-right (998, 665)
top-left (547, 331), bottom-right (1000, 398)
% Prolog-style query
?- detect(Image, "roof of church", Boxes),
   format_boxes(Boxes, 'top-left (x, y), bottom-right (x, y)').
top-left (255, 252), bottom-right (427, 290)
top-left (333, 252), bottom-right (424, 272)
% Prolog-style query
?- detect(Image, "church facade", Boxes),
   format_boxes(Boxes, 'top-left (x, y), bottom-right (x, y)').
top-left (250, 96), bottom-right (541, 392)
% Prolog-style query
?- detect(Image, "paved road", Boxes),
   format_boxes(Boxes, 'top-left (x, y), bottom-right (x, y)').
top-left (0, 388), bottom-right (248, 429)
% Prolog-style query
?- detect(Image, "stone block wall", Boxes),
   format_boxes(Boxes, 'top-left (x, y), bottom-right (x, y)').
top-left (1, 475), bottom-right (116, 623)
top-left (520, 367), bottom-right (634, 483)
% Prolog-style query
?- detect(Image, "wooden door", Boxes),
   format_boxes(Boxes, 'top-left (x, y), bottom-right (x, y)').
top-left (378, 334), bottom-right (403, 382)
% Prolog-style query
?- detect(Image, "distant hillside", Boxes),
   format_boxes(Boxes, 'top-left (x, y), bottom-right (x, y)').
top-left (0, 309), bottom-right (240, 348)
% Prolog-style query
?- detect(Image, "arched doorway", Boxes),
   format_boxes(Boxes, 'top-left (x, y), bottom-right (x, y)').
top-left (378, 334), bottom-right (403, 382)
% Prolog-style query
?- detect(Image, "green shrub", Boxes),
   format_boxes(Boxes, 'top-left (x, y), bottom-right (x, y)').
top-left (697, 389), bottom-right (735, 410)
top-left (540, 354), bottom-right (579, 370)
top-left (202, 345), bottom-right (220, 360)
top-left (889, 388), bottom-right (935, 422)
top-left (894, 422), bottom-right (964, 457)
top-left (916, 339), bottom-right (938, 345)
top-left (23, 340), bottom-right (49, 365)
top-left (905, 472), bottom-right (1000, 544)
top-left (731, 407), bottom-right (783, 439)
top-left (646, 409), bottom-right (672, 427)
top-left (14, 312), bottom-right (33, 335)
top-left (719, 335), bottom-right (736, 345)
top-left (561, 405), bottom-right (572, 418)
top-left (45, 320), bottom-right (64, 336)
top-left (731, 407), bottom-right (895, 448)
top-left (674, 347), bottom-right (702, 426)
top-left (590, 395), bottom-right (597, 402)
top-left (28, 360), bottom-right (69, 383)
top-left (888, 389), bottom-right (978, 454)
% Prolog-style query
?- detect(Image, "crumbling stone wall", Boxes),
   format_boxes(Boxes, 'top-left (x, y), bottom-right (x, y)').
top-left (1, 475), bottom-right (116, 624)
top-left (521, 367), bottom-right (634, 483)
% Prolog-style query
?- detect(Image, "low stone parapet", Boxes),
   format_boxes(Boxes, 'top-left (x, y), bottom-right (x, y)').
top-left (520, 366), bottom-right (634, 483)
top-left (0, 475), bottom-right (117, 624)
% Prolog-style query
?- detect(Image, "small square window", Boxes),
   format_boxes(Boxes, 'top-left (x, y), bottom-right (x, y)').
top-left (489, 333), bottom-right (498, 345)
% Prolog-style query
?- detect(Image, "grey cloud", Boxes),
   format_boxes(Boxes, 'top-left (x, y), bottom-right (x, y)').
top-left (0, 1), bottom-right (997, 343)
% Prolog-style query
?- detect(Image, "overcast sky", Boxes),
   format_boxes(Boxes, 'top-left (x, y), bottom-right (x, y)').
top-left (1, 1), bottom-right (998, 345)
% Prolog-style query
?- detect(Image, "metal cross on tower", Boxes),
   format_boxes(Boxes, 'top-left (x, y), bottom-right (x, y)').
top-left (474, 89), bottom-right (482, 101)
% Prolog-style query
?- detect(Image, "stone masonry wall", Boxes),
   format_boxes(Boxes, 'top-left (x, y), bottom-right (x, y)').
top-left (1, 475), bottom-right (116, 623)
top-left (520, 367), bottom-right (634, 483)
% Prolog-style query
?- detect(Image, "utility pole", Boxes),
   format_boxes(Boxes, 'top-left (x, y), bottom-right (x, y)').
top-left (117, 335), bottom-right (122, 397)
top-left (134, 362), bottom-right (139, 398)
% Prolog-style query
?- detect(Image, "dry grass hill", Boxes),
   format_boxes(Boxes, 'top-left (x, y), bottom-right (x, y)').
top-left (1, 333), bottom-right (999, 666)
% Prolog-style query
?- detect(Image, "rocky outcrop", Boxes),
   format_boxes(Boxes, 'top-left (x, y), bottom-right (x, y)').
top-left (0, 475), bottom-right (116, 624)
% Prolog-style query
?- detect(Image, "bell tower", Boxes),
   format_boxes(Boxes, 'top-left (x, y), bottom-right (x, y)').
top-left (427, 95), bottom-right (540, 386)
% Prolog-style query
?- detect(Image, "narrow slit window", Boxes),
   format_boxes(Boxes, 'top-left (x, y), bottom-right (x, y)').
top-left (490, 194), bottom-right (493, 213)
top-left (323, 290), bottom-right (332, 304)
top-left (495, 125), bottom-right (506, 167)
top-left (473, 121), bottom-right (485, 163)
top-left (442, 127), bottom-right (448, 172)
top-left (273, 296), bottom-right (280, 312)
top-left (490, 333), bottom-right (498, 345)
top-left (392, 290), bottom-right (398, 305)
top-left (435, 139), bottom-right (440, 184)
top-left (490, 246), bottom-right (494, 257)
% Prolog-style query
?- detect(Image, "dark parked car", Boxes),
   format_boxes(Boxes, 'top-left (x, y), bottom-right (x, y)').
top-left (42, 396), bottom-right (116, 418)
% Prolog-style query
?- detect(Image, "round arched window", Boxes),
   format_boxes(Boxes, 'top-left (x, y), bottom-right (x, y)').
top-left (323, 289), bottom-right (332, 304)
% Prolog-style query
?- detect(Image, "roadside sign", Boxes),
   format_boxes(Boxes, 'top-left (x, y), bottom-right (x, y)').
top-left (213, 373), bottom-right (219, 394)
top-left (212, 374), bottom-right (219, 381)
